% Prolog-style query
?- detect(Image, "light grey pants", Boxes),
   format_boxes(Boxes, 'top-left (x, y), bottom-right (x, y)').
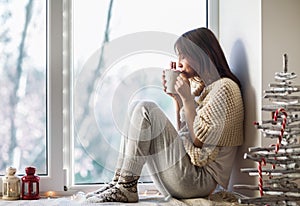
top-left (116, 100), bottom-right (217, 199)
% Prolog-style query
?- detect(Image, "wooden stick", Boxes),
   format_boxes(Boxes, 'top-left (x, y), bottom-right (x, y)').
top-left (234, 185), bottom-right (300, 193)
top-left (268, 85), bottom-right (300, 91)
top-left (255, 123), bottom-right (300, 130)
top-left (269, 82), bottom-right (293, 87)
top-left (264, 94), bottom-right (300, 100)
top-left (249, 148), bottom-right (300, 155)
top-left (240, 168), bottom-right (300, 174)
top-left (264, 175), bottom-right (300, 184)
top-left (244, 153), bottom-right (300, 165)
top-left (262, 135), bottom-right (298, 143)
top-left (275, 73), bottom-right (297, 81)
top-left (265, 87), bottom-right (300, 93)
top-left (249, 144), bottom-right (300, 152)
top-left (261, 130), bottom-right (300, 137)
top-left (238, 195), bottom-right (300, 204)
top-left (246, 151), bottom-right (300, 158)
top-left (262, 105), bottom-right (300, 112)
top-left (283, 53), bottom-right (288, 73)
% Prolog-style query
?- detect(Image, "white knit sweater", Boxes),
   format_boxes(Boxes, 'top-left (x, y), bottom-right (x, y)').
top-left (181, 78), bottom-right (244, 167)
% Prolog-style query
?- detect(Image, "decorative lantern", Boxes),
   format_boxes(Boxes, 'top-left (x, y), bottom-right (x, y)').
top-left (21, 167), bottom-right (40, 200)
top-left (1, 167), bottom-right (21, 200)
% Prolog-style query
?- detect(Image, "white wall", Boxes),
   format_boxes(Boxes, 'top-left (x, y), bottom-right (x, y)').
top-left (262, 0), bottom-right (300, 147)
top-left (219, 0), bottom-right (300, 196)
top-left (219, 0), bottom-right (262, 196)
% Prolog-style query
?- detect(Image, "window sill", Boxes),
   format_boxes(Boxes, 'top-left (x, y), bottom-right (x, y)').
top-left (68, 182), bottom-right (158, 195)
top-left (28, 182), bottom-right (159, 198)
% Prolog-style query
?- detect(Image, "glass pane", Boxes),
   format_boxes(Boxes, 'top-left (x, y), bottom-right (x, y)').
top-left (0, 0), bottom-right (47, 175)
top-left (72, 0), bottom-right (207, 184)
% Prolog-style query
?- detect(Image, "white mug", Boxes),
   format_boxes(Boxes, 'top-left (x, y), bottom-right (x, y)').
top-left (165, 69), bottom-right (181, 94)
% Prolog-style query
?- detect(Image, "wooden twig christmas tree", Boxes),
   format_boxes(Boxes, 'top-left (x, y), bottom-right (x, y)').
top-left (234, 54), bottom-right (300, 206)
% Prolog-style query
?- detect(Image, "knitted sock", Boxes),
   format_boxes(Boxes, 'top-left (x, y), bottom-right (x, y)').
top-left (86, 171), bottom-right (139, 203)
top-left (85, 169), bottom-right (120, 198)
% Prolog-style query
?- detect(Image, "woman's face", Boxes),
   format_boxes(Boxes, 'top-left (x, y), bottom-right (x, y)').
top-left (177, 55), bottom-right (198, 79)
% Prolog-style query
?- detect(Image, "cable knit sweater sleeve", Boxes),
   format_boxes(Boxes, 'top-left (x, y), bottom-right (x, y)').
top-left (193, 78), bottom-right (244, 146)
top-left (181, 78), bottom-right (244, 167)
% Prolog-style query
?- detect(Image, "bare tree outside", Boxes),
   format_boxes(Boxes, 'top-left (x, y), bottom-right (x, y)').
top-left (0, 0), bottom-right (206, 184)
top-left (0, 0), bottom-right (47, 175)
top-left (72, 0), bottom-right (206, 184)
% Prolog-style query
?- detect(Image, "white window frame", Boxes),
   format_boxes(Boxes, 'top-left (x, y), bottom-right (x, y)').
top-left (43, 0), bottom-right (219, 193)
top-left (39, 0), bottom-right (65, 193)
top-left (0, 0), bottom-right (65, 194)
top-left (208, 0), bottom-right (219, 38)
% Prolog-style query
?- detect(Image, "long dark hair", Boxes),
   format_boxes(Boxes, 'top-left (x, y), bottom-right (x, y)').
top-left (175, 27), bottom-right (241, 89)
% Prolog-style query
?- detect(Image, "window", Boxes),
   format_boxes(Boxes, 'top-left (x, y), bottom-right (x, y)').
top-left (1, 0), bottom-right (214, 192)
top-left (1, 0), bottom-right (67, 192)
top-left (0, 0), bottom-right (47, 176)
top-left (70, 0), bottom-right (208, 185)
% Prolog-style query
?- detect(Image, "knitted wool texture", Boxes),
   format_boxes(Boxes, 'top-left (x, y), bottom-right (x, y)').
top-left (182, 138), bottom-right (220, 167)
top-left (182, 78), bottom-right (244, 167)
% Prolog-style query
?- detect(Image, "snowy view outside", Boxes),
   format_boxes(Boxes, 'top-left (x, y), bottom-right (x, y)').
top-left (0, 0), bottom-right (47, 175)
top-left (72, 0), bottom-right (207, 184)
top-left (0, 0), bottom-right (207, 184)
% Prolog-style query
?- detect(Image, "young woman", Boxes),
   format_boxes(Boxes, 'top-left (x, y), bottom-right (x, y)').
top-left (86, 27), bottom-right (244, 203)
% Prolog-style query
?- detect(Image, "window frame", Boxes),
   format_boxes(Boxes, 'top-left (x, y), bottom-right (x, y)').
top-left (39, 0), bottom-right (65, 193)
top-left (208, 0), bottom-right (219, 37)
top-left (0, 0), bottom-right (65, 194)
top-left (46, 0), bottom-right (219, 193)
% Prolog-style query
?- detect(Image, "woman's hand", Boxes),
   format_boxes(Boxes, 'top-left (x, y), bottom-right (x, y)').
top-left (174, 74), bottom-right (193, 104)
top-left (175, 74), bottom-right (202, 147)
